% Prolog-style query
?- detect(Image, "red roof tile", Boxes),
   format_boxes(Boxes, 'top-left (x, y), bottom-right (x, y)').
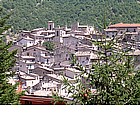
top-left (109, 23), bottom-right (140, 28)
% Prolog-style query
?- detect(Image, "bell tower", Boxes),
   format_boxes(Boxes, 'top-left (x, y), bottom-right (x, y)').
top-left (48, 21), bottom-right (54, 30)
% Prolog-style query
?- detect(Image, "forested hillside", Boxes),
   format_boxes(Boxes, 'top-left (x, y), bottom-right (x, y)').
top-left (0, 0), bottom-right (140, 32)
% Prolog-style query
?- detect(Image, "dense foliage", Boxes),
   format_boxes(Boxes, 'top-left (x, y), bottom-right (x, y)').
top-left (0, 0), bottom-right (140, 32)
top-left (0, 10), bottom-right (21, 105)
top-left (43, 41), bottom-right (55, 51)
top-left (61, 36), bottom-right (140, 105)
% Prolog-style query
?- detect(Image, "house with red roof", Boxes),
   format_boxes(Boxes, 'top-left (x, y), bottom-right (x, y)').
top-left (105, 23), bottom-right (140, 47)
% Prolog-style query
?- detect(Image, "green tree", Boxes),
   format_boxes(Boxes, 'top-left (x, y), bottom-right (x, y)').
top-left (43, 41), bottom-right (55, 51)
top-left (60, 31), bottom-right (140, 105)
top-left (1, 0), bottom-right (140, 31)
top-left (0, 11), bottom-right (21, 105)
top-left (86, 38), bottom-right (140, 105)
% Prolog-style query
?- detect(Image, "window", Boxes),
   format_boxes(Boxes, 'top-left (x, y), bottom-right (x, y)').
top-left (27, 52), bottom-right (29, 56)
top-left (57, 31), bottom-right (59, 36)
top-left (29, 70), bottom-right (32, 73)
top-left (50, 25), bottom-right (52, 30)
top-left (46, 59), bottom-right (49, 63)
top-left (33, 53), bottom-right (36, 56)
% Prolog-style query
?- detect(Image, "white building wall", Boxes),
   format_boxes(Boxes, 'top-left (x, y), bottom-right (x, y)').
top-left (125, 27), bottom-right (137, 32)
top-left (17, 38), bottom-right (34, 47)
top-left (18, 61), bottom-right (28, 73)
top-left (65, 70), bottom-right (75, 79)
top-left (34, 36), bottom-right (45, 45)
top-left (77, 56), bottom-right (90, 66)
top-left (22, 78), bottom-right (40, 90)
top-left (22, 49), bottom-right (50, 63)
top-left (105, 32), bottom-right (117, 38)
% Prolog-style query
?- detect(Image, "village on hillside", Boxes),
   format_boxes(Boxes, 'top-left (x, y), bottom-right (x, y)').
top-left (9, 21), bottom-right (140, 104)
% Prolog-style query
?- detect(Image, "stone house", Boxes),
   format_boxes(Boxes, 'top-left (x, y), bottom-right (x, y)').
top-left (75, 51), bottom-right (91, 67)
top-left (18, 56), bottom-right (36, 74)
top-left (108, 23), bottom-right (140, 33)
top-left (32, 66), bottom-right (54, 76)
top-left (16, 37), bottom-right (35, 47)
top-left (18, 72), bottom-right (40, 91)
top-left (53, 26), bottom-right (66, 44)
top-left (31, 28), bottom-right (46, 35)
top-left (106, 23), bottom-right (140, 42)
top-left (104, 28), bottom-right (118, 38)
top-left (20, 30), bottom-right (31, 38)
top-left (128, 49), bottom-right (140, 70)
top-left (31, 73), bottom-right (75, 97)
top-left (22, 45), bottom-right (51, 63)
top-left (64, 68), bottom-right (81, 79)
top-left (63, 35), bottom-right (80, 46)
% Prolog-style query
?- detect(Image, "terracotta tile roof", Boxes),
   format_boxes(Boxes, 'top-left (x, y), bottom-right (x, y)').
top-left (109, 23), bottom-right (140, 28)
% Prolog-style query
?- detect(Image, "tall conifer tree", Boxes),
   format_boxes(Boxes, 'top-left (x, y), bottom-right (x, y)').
top-left (0, 9), bottom-right (21, 105)
top-left (61, 30), bottom-right (140, 105)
